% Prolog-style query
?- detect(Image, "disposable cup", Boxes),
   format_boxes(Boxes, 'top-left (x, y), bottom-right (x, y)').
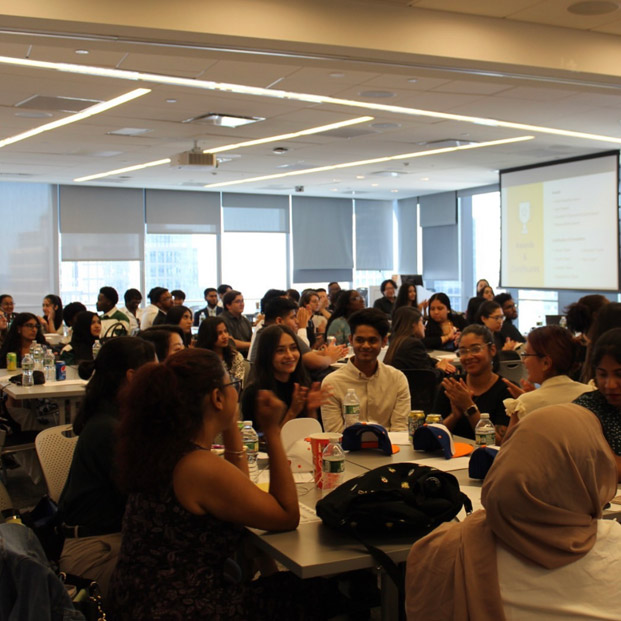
top-left (309, 432), bottom-right (342, 488)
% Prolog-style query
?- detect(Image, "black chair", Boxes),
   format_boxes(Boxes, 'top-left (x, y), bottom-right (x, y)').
top-left (399, 368), bottom-right (438, 412)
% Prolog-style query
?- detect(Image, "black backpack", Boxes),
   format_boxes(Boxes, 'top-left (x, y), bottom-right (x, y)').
top-left (316, 462), bottom-right (472, 536)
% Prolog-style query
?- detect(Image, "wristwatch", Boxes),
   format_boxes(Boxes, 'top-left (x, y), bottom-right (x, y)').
top-left (465, 404), bottom-right (479, 417)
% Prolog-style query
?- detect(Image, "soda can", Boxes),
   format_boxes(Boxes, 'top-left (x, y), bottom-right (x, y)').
top-left (408, 410), bottom-right (425, 444)
top-left (425, 413), bottom-right (443, 425)
top-left (55, 361), bottom-right (66, 381)
top-left (6, 353), bottom-right (16, 371)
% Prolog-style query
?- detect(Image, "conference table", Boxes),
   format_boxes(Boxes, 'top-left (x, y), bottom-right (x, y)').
top-left (249, 433), bottom-right (481, 620)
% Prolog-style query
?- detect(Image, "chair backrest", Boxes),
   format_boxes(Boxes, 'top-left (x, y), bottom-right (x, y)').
top-left (498, 359), bottom-right (528, 385)
top-left (399, 368), bottom-right (438, 411)
top-left (34, 424), bottom-right (78, 503)
top-left (281, 418), bottom-right (322, 473)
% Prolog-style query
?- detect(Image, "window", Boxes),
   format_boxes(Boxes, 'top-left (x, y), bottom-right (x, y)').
top-left (221, 232), bottom-right (288, 313)
top-left (471, 191), bottom-right (501, 292)
top-left (144, 234), bottom-right (218, 309)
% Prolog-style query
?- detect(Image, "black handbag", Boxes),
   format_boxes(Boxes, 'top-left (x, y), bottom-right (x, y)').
top-left (316, 462), bottom-right (472, 536)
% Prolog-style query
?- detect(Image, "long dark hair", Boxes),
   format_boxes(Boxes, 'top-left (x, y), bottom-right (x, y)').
top-left (427, 292), bottom-right (458, 327)
top-left (73, 336), bottom-right (154, 435)
top-left (565, 294), bottom-right (609, 337)
top-left (325, 289), bottom-right (355, 334)
top-left (44, 294), bottom-right (63, 331)
top-left (583, 303), bottom-right (621, 382)
top-left (385, 306), bottom-right (422, 365)
top-left (137, 325), bottom-right (184, 361)
top-left (0, 312), bottom-right (47, 367)
top-left (253, 324), bottom-right (309, 391)
top-left (69, 311), bottom-right (99, 363)
top-left (592, 328), bottom-right (621, 370)
top-left (393, 283), bottom-right (417, 314)
top-left (165, 305), bottom-right (193, 346)
top-left (196, 316), bottom-right (237, 368)
top-left (116, 348), bottom-right (227, 493)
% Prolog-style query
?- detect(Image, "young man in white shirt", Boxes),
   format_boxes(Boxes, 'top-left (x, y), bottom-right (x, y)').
top-left (321, 307), bottom-right (410, 432)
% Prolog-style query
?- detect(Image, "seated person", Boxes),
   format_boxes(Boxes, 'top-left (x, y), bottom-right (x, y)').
top-left (433, 325), bottom-right (512, 444)
top-left (575, 327), bottom-right (621, 481)
top-left (478, 284), bottom-right (495, 301)
top-left (165, 305), bottom-right (193, 347)
top-left (384, 306), bottom-right (455, 381)
top-left (62, 301), bottom-right (87, 344)
top-left (475, 300), bottom-right (517, 352)
top-left (221, 290), bottom-right (253, 356)
top-left (464, 296), bottom-right (484, 325)
top-left (109, 349), bottom-right (335, 619)
top-left (170, 289), bottom-right (186, 306)
top-left (97, 286), bottom-right (130, 337)
top-left (60, 311), bottom-right (102, 365)
top-left (321, 308), bottom-right (409, 432)
top-left (137, 325), bottom-right (185, 361)
top-left (422, 293), bottom-right (466, 352)
top-left (141, 287), bottom-right (173, 330)
top-left (299, 290), bottom-right (322, 348)
top-left (39, 294), bottom-right (64, 335)
top-left (120, 288), bottom-right (142, 334)
top-left (325, 289), bottom-right (365, 346)
top-left (406, 403), bottom-right (621, 620)
top-left (193, 287), bottom-right (222, 325)
top-left (58, 337), bottom-right (155, 603)
top-left (504, 325), bottom-right (593, 431)
top-left (494, 292), bottom-right (525, 343)
top-left (242, 324), bottom-right (326, 429)
top-left (0, 312), bottom-right (48, 367)
top-left (372, 279), bottom-right (397, 316)
top-left (392, 281), bottom-right (427, 317)
top-left (196, 316), bottom-right (246, 387)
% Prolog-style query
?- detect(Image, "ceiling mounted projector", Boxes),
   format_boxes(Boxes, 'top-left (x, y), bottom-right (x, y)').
top-left (170, 151), bottom-right (218, 168)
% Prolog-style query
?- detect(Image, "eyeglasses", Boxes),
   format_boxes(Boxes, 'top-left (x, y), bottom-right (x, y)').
top-left (224, 378), bottom-right (242, 394)
top-left (488, 314), bottom-right (504, 321)
top-left (456, 344), bottom-right (490, 357)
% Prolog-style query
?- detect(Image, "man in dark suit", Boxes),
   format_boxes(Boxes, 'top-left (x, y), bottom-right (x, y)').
top-left (193, 287), bottom-right (222, 326)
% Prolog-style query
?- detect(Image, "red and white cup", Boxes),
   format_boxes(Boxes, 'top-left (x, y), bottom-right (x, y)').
top-left (309, 432), bottom-right (343, 488)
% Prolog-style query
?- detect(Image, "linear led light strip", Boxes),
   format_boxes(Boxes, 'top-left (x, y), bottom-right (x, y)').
top-left (203, 135), bottom-right (535, 188)
top-left (0, 55), bottom-right (620, 145)
top-left (74, 116), bottom-right (374, 182)
top-left (0, 87), bottom-right (150, 149)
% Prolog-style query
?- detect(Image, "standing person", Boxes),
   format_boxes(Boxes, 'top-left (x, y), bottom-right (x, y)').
top-left (372, 279), bottom-right (397, 316)
top-left (0, 312), bottom-right (48, 367)
top-left (321, 308), bottom-right (410, 432)
top-left (575, 328), bottom-right (621, 481)
top-left (325, 290), bottom-right (365, 346)
top-left (193, 287), bottom-right (222, 326)
top-left (384, 306), bottom-right (456, 379)
top-left (39, 294), bottom-right (64, 334)
top-left (494, 292), bottom-right (525, 343)
top-left (140, 287), bottom-right (173, 330)
top-left (422, 292), bottom-right (466, 351)
top-left (504, 325), bottom-right (593, 431)
top-left (221, 290), bottom-right (253, 356)
top-left (242, 325), bottom-right (326, 429)
top-left (165, 305), bottom-right (194, 348)
top-left (109, 349), bottom-right (333, 620)
top-left (97, 286), bottom-right (130, 338)
top-left (58, 337), bottom-right (155, 603)
top-left (120, 288), bottom-right (142, 334)
top-left (170, 289), bottom-right (186, 306)
top-left (433, 324), bottom-right (512, 443)
top-left (405, 404), bottom-right (621, 620)
top-left (60, 311), bottom-right (102, 365)
top-left (196, 316), bottom-right (246, 386)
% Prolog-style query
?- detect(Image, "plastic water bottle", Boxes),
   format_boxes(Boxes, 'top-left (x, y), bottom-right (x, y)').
top-left (343, 388), bottom-right (360, 428)
top-left (92, 340), bottom-right (102, 359)
top-left (199, 311), bottom-right (206, 324)
top-left (321, 439), bottom-right (345, 493)
top-left (475, 413), bottom-right (495, 446)
top-left (32, 345), bottom-right (44, 371)
top-left (21, 354), bottom-right (34, 386)
top-left (43, 349), bottom-right (55, 382)
top-left (241, 420), bottom-right (260, 481)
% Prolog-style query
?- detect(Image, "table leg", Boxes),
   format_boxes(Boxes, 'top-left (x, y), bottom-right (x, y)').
top-left (379, 566), bottom-right (400, 621)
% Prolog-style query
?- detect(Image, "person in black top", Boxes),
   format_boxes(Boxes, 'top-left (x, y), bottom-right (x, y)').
top-left (475, 300), bottom-right (518, 353)
top-left (433, 324), bottom-right (512, 444)
top-left (494, 293), bottom-right (525, 344)
top-left (423, 292), bottom-right (466, 351)
top-left (373, 279), bottom-right (397, 316)
top-left (58, 337), bottom-right (155, 603)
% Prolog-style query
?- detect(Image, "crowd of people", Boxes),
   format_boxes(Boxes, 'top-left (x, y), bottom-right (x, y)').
top-left (1, 278), bottom-right (620, 619)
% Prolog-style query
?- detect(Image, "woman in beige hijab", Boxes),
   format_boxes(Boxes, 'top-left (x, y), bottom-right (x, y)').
top-left (405, 403), bottom-right (621, 621)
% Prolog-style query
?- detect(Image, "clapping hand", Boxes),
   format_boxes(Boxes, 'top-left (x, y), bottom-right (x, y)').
top-left (306, 382), bottom-right (331, 412)
top-left (441, 376), bottom-right (474, 412)
top-left (289, 383), bottom-right (309, 416)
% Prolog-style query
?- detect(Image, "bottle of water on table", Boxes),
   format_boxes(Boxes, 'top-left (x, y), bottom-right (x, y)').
top-left (241, 420), bottom-right (260, 481)
top-left (21, 354), bottom-right (34, 387)
top-left (475, 413), bottom-right (495, 446)
top-left (33, 345), bottom-right (44, 371)
top-left (321, 438), bottom-right (345, 494)
top-left (92, 339), bottom-right (102, 359)
top-left (43, 348), bottom-right (55, 382)
top-left (343, 388), bottom-right (360, 428)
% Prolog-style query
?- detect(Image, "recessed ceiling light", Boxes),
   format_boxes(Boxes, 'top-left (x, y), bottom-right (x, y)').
top-left (358, 90), bottom-right (395, 99)
top-left (568, 1), bottom-right (618, 14)
top-left (407, 78), bottom-right (418, 84)
top-left (14, 110), bottom-right (54, 119)
top-left (329, 72), bottom-right (345, 78)
top-left (420, 177), bottom-right (430, 181)
top-left (356, 175), bottom-right (365, 179)
top-left (107, 127), bottom-right (152, 136)
top-left (74, 49), bottom-right (89, 55)
top-left (166, 98), bottom-right (177, 103)
top-left (186, 113), bottom-right (264, 128)
top-left (371, 183), bottom-right (379, 187)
